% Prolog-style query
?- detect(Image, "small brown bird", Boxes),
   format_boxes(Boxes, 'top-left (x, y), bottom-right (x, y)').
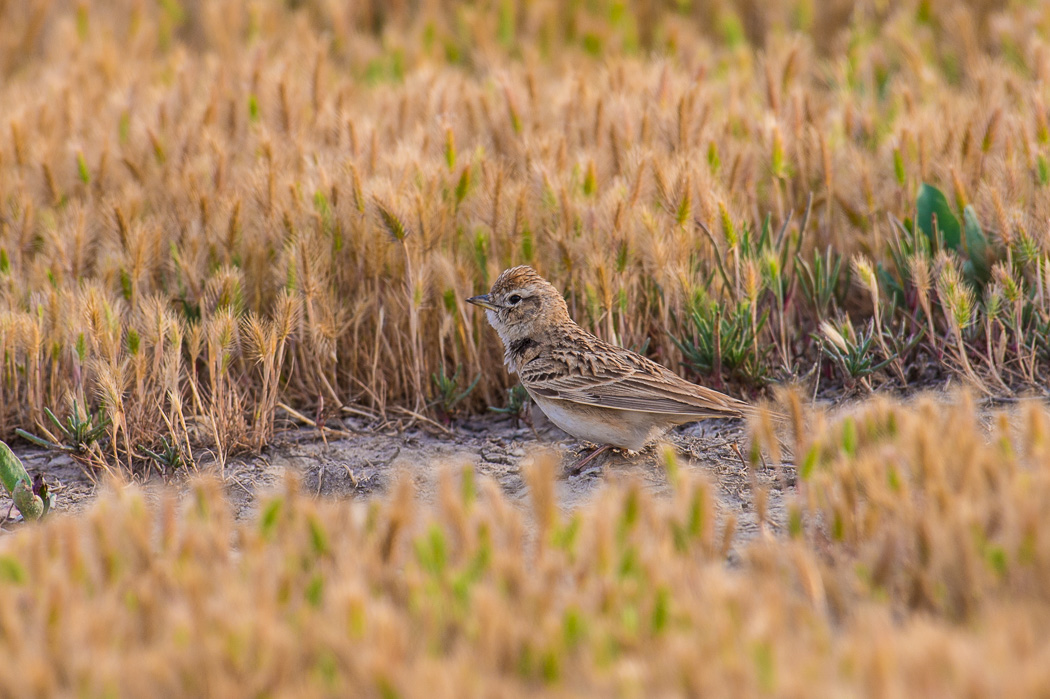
top-left (468, 266), bottom-right (753, 471)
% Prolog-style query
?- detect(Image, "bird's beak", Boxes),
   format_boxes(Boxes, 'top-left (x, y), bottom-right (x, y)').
top-left (466, 294), bottom-right (500, 311)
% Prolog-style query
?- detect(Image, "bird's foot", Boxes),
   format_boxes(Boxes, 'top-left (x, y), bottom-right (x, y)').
top-left (567, 444), bottom-right (612, 475)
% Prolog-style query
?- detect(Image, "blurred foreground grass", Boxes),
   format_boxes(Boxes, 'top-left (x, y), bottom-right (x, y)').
top-left (2, 1), bottom-right (1050, 466)
top-left (0, 395), bottom-right (1047, 695)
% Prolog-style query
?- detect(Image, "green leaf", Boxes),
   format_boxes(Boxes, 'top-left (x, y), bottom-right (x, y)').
top-left (308, 516), bottom-right (329, 556)
top-left (841, 417), bottom-right (857, 456)
top-left (963, 205), bottom-right (991, 284)
top-left (799, 446), bottom-right (818, 480)
top-left (444, 129), bottom-right (455, 171)
top-left (0, 556), bottom-right (26, 584)
top-left (259, 498), bottom-right (283, 538)
top-left (562, 607), bottom-right (586, 646)
top-left (893, 146), bottom-right (905, 186)
top-left (651, 587), bottom-right (670, 633)
top-left (788, 505), bottom-right (804, 537)
top-left (305, 575), bottom-right (324, 607)
top-left (753, 641), bottom-right (776, 692)
top-left (0, 441), bottom-right (31, 497)
top-left (75, 4), bottom-right (90, 40)
top-left (876, 262), bottom-right (906, 306)
top-left (76, 151), bottom-right (91, 185)
top-left (12, 480), bottom-right (43, 520)
top-left (582, 33), bottom-right (602, 56)
top-left (497, 0), bottom-right (515, 47)
top-left (916, 183), bottom-right (961, 251)
top-left (118, 110), bottom-right (131, 144)
top-left (14, 428), bottom-right (69, 452)
top-left (454, 166), bottom-right (471, 208)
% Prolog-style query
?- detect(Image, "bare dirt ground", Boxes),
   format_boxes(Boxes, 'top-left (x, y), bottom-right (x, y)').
top-left (1, 408), bottom-right (792, 551)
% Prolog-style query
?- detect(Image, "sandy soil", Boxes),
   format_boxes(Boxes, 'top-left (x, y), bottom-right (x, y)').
top-left (1, 407), bottom-right (792, 551)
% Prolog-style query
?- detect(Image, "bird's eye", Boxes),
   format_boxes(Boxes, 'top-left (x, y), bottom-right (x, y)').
top-left (508, 294), bottom-right (522, 305)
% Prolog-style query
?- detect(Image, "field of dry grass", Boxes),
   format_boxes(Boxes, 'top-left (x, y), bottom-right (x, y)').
top-left (2, 0), bottom-right (1050, 461)
top-left (2, 0), bottom-right (1050, 694)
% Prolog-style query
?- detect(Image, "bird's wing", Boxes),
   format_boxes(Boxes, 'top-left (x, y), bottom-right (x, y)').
top-left (519, 343), bottom-right (748, 418)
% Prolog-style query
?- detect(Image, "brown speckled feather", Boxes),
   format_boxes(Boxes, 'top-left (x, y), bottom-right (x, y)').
top-left (519, 324), bottom-right (749, 418)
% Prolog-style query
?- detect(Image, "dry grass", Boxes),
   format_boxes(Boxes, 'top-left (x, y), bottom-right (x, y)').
top-left (2, 0), bottom-right (1050, 463)
top-left (0, 395), bottom-right (1048, 695)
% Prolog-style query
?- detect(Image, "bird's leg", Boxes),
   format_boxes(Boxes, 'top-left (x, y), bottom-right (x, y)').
top-left (568, 444), bottom-right (612, 474)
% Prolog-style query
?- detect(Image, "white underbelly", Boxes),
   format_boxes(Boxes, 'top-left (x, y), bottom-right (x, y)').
top-left (532, 395), bottom-right (659, 451)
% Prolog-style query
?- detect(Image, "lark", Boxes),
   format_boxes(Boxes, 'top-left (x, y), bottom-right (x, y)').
top-left (468, 266), bottom-right (753, 471)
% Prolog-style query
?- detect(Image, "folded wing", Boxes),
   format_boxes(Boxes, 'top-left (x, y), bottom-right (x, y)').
top-left (520, 346), bottom-right (748, 419)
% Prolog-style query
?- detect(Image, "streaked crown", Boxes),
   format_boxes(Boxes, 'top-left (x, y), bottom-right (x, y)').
top-left (490, 265), bottom-right (549, 296)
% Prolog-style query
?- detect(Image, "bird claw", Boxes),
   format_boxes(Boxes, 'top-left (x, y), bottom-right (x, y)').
top-left (566, 444), bottom-right (612, 475)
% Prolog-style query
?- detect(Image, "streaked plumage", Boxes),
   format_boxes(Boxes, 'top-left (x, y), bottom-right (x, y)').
top-left (468, 266), bottom-right (751, 455)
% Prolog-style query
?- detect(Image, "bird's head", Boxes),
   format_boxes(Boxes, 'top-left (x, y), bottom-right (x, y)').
top-left (467, 266), bottom-right (570, 346)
